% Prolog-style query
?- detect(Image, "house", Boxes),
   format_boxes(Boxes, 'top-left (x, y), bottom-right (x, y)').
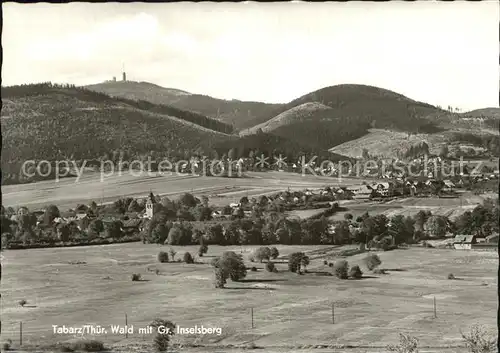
top-left (453, 234), bottom-right (477, 250)
top-left (121, 219), bottom-right (143, 234)
top-left (443, 180), bottom-right (455, 191)
top-left (352, 185), bottom-right (372, 199)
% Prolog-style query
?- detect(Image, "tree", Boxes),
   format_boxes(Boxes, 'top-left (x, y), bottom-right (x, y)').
top-left (105, 220), bottom-right (123, 240)
top-left (266, 261), bottom-right (276, 272)
top-left (344, 213), bottom-right (353, 221)
top-left (178, 193), bottom-right (198, 208)
top-left (183, 252), bottom-right (194, 264)
top-left (167, 227), bottom-right (182, 245)
top-left (349, 265), bottom-right (363, 279)
top-left (414, 210), bottom-right (432, 233)
top-left (43, 205), bottom-right (60, 225)
top-left (424, 215), bottom-right (448, 238)
top-left (387, 333), bottom-right (419, 353)
top-left (213, 251), bottom-right (247, 282)
top-left (253, 246), bottom-right (271, 262)
top-left (363, 254), bottom-right (382, 271)
top-left (88, 219), bottom-right (104, 236)
top-left (150, 318), bottom-right (176, 351)
top-left (214, 267), bottom-right (227, 288)
top-left (158, 251), bottom-right (169, 263)
top-left (388, 215), bottom-right (415, 245)
top-left (333, 221), bottom-right (351, 245)
top-left (288, 252), bottom-right (308, 273)
top-left (460, 324), bottom-right (497, 353)
top-left (333, 260), bottom-right (349, 279)
top-left (439, 145), bottom-right (449, 158)
top-left (168, 247), bottom-right (177, 261)
top-left (152, 224), bottom-right (170, 244)
top-left (269, 246), bottom-right (279, 259)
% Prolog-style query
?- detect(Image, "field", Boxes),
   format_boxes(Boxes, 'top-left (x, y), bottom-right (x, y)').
top-left (329, 191), bottom-right (498, 222)
top-left (2, 171), bottom-right (374, 211)
top-left (2, 243), bottom-right (497, 353)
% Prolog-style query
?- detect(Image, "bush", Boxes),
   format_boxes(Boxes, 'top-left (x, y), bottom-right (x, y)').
top-left (447, 273), bottom-right (455, 280)
top-left (157, 251), bottom-right (169, 263)
top-left (168, 248), bottom-right (177, 261)
top-left (253, 246), bottom-right (271, 262)
top-left (198, 243), bottom-right (208, 257)
top-left (460, 324), bottom-right (497, 353)
top-left (131, 273), bottom-right (141, 281)
top-left (150, 319), bottom-right (175, 352)
top-left (363, 254), bottom-right (382, 271)
top-left (251, 266), bottom-right (257, 272)
top-left (328, 262), bottom-right (334, 267)
top-left (270, 246), bottom-right (279, 259)
top-left (323, 260), bottom-right (328, 265)
top-left (2, 339), bottom-right (12, 351)
top-left (214, 267), bottom-right (227, 288)
top-left (60, 339), bottom-right (105, 352)
top-left (288, 252), bottom-right (309, 273)
top-left (183, 252), bottom-right (194, 264)
top-left (333, 260), bottom-right (349, 279)
top-left (266, 262), bottom-right (275, 272)
top-left (387, 333), bottom-right (419, 353)
top-left (349, 265), bottom-right (363, 279)
top-left (18, 299), bottom-right (27, 307)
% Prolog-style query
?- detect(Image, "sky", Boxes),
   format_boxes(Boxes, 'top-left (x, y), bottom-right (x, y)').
top-left (2, 2), bottom-right (499, 111)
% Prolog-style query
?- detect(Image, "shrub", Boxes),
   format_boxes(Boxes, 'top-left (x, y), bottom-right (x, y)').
top-left (363, 254), bottom-right (382, 271)
top-left (251, 266), bottom-right (257, 272)
top-left (447, 273), bottom-right (455, 280)
top-left (198, 243), bottom-right (208, 257)
top-left (333, 260), bottom-right (349, 279)
top-left (18, 299), bottom-right (27, 307)
top-left (328, 262), bottom-right (334, 267)
top-left (155, 269), bottom-right (160, 275)
top-left (349, 265), bottom-right (363, 279)
top-left (157, 251), bottom-right (169, 263)
top-left (214, 267), bottom-right (227, 288)
top-left (323, 260), bottom-right (328, 265)
top-left (266, 262), bottom-right (275, 272)
top-left (460, 324), bottom-right (497, 353)
top-left (2, 339), bottom-right (12, 351)
top-left (183, 252), bottom-right (194, 264)
top-left (387, 333), bottom-right (419, 353)
top-left (253, 246), bottom-right (271, 262)
top-left (60, 339), bottom-right (105, 352)
top-left (131, 273), bottom-right (141, 281)
top-left (288, 252), bottom-right (308, 273)
top-left (150, 319), bottom-right (175, 351)
top-left (270, 246), bottom-right (279, 259)
top-left (168, 248), bottom-right (177, 261)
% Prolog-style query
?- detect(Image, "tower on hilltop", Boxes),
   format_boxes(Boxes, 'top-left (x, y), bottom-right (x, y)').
top-left (122, 63), bottom-right (127, 82)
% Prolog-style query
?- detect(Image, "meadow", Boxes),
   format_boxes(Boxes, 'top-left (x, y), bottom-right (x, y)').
top-left (2, 243), bottom-right (496, 352)
top-left (1, 171), bottom-right (372, 210)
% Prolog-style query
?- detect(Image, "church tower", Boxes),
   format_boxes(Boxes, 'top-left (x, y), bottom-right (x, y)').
top-left (145, 191), bottom-right (156, 219)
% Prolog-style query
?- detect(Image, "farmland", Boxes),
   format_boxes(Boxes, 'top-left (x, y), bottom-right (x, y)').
top-left (2, 244), bottom-right (496, 352)
top-left (1, 171), bottom-right (374, 211)
top-left (328, 191), bottom-right (497, 222)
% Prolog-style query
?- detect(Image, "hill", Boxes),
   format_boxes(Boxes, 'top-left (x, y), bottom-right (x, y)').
top-left (243, 84), bottom-right (444, 150)
top-left (1, 83), bottom-right (235, 184)
top-left (85, 81), bottom-right (282, 130)
top-left (464, 107), bottom-right (500, 119)
top-left (240, 102), bottom-right (332, 135)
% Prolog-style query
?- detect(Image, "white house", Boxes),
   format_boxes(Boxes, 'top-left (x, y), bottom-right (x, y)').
top-left (453, 234), bottom-right (476, 250)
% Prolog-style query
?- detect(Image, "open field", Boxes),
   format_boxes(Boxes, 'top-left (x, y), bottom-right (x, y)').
top-left (329, 192), bottom-right (497, 222)
top-left (2, 171), bottom-right (375, 210)
top-left (2, 243), bottom-right (496, 352)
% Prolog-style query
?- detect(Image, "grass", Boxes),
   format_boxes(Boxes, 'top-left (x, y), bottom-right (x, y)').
top-left (2, 170), bottom-right (374, 211)
top-left (2, 243), bottom-right (496, 351)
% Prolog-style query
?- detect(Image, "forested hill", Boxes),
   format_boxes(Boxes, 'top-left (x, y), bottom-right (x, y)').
top-left (1, 83), bottom-right (236, 184)
top-left (2, 83), bottom-right (234, 134)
